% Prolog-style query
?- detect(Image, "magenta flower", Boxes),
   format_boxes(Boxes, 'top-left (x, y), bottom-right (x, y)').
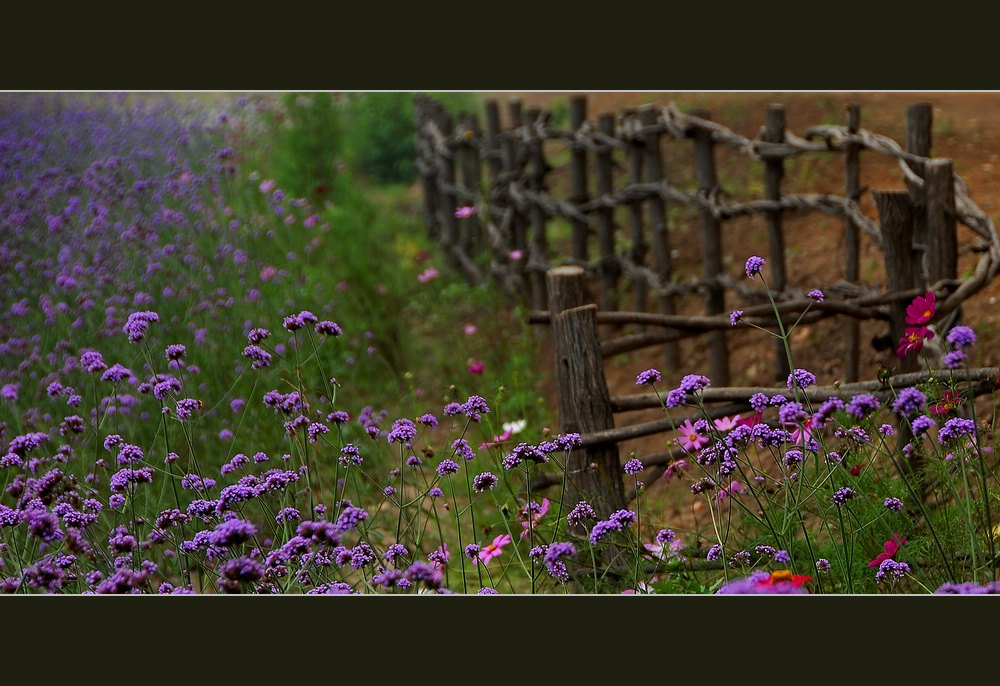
top-left (896, 326), bottom-right (935, 359)
top-left (869, 534), bottom-right (906, 568)
top-left (475, 534), bottom-right (511, 566)
top-left (905, 291), bottom-right (936, 325)
top-left (417, 267), bottom-right (439, 283)
top-left (454, 206), bottom-right (477, 219)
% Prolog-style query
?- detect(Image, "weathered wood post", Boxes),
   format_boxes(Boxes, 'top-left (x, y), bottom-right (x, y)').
top-left (414, 96), bottom-right (441, 242)
top-left (690, 109), bottom-right (730, 386)
top-left (625, 108), bottom-right (647, 326)
top-left (875, 190), bottom-right (918, 374)
top-left (925, 158), bottom-right (958, 288)
top-left (547, 266), bottom-right (626, 516)
top-left (906, 103), bottom-right (933, 289)
top-left (503, 99), bottom-right (529, 298)
top-left (484, 100), bottom-right (504, 182)
top-left (844, 103), bottom-right (862, 382)
top-left (458, 113), bottom-right (484, 256)
top-left (639, 105), bottom-right (680, 372)
top-left (763, 104), bottom-right (790, 381)
top-left (435, 110), bottom-right (460, 270)
top-left (526, 108), bottom-right (549, 311)
top-left (595, 113), bottom-right (620, 325)
top-left (569, 96), bottom-right (590, 264)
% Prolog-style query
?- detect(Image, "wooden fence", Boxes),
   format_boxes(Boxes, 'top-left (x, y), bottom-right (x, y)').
top-left (414, 94), bottom-right (1000, 513)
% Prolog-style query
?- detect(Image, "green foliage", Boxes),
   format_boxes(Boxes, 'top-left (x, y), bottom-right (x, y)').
top-left (342, 93), bottom-right (418, 184)
top-left (263, 93), bottom-right (347, 204)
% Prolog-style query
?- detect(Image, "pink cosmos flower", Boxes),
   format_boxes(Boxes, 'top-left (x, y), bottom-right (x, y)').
top-left (621, 577), bottom-right (659, 594)
top-left (475, 534), bottom-right (511, 566)
top-left (785, 416), bottom-right (816, 446)
top-left (663, 459), bottom-right (688, 483)
top-left (675, 419), bottom-right (710, 452)
top-left (479, 420), bottom-right (526, 450)
top-left (716, 480), bottom-right (746, 501)
top-left (454, 206), bottom-right (477, 219)
top-left (431, 543), bottom-right (450, 572)
top-left (519, 498), bottom-right (550, 538)
top-left (417, 267), bottom-right (439, 283)
top-left (713, 415), bottom-right (742, 432)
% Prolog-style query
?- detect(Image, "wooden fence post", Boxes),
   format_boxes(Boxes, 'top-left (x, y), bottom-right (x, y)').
top-left (625, 109), bottom-right (647, 327)
top-left (436, 111), bottom-right (460, 270)
top-left (763, 104), bottom-right (790, 382)
top-left (547, 267), bottom-right (626, 516)
top-left (874, 190), bottom-right (918, 374)
top-left (925, 158), bottom-right (957, 287)
top-left (906, 103), bottom-right (933, 289)
top-left (503, 99), bottom-right (529, 298)
top-left (595, 113), bottom-right (620, 321)
top-left (569, 96), bottom-right (590, 263)
top-left (690, 109), bottom-right (730, 386)
top-left (414, 96), bottom-right (441, 242)
top-left (484, 100), bottom-right (503, 182)
top-left (458, 113), bottom-right (484, 256)
top-left (844, 103), bottom-right (862, 382)
top-left (639, 105), bottom-right (680, 372)
top-left (526, 108), bottom-right (549, 311)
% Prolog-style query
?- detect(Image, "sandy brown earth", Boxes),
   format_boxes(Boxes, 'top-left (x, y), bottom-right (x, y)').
top-left (499, 91), bottom-right (1000, 537)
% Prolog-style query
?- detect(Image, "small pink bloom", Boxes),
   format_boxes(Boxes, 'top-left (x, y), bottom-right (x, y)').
top-left (785, 416), bottom-right (816, 446)
top-left (431, 543), bottom-right (450, 572)
top-left (454, 206), bottom-right (477, 219)
top-left (479, 428), bottom-right (512, 450)
top-left (716, 480), bottom-right (745, 501)
top-left (259, 179), bottom-right (276, 193)
top-left (463, 324), bottom-right (477, 336)
top-left (417, 267), bottom-right (439, 283)
top-left (663, 459), bottom-right (688, 483)
top-left (260, 265), bottom-right (277, 282)
top-left (508, 249), bottom-right (523, 261)
top-left (675, 419), bottom-right (709, 452)
top-left (467, 361), bottom-right (484, 375)
top-left (519, 498), bottom-right (550, 538)
top-left (476, 534), bottom-right (511, 566)
top-left (713, 415), bottom-right (742, 432)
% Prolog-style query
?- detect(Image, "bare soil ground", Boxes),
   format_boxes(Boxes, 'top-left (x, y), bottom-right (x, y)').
top-left (506, 92), bottom-right (1000, 540)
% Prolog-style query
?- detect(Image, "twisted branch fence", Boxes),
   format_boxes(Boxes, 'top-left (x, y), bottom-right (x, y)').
top-left (414, 94), bottom-right (1000, 513)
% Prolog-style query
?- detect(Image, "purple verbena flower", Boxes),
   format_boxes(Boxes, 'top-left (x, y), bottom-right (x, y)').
top-left (635, 369), bottom-right (662, 386)
top-left (745, 256), bottom-right (765, 278)
top-left (946, 325), bottom-right (976, 350)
